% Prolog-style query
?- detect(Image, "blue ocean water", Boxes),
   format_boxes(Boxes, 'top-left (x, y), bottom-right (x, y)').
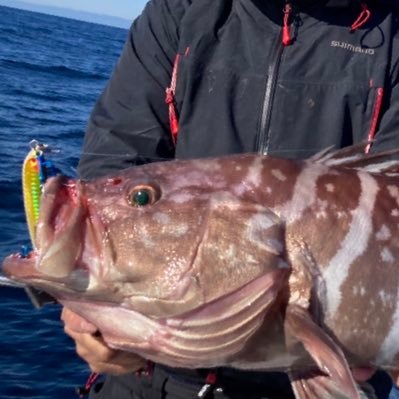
top-left (0, 5), bottom-right (127, 398)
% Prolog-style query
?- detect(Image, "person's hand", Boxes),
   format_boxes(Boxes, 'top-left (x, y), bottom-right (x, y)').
top-left (61, 307), bottom-right (146, 375)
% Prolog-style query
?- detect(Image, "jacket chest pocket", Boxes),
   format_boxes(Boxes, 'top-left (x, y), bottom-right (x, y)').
top-left (265, 80), bottom-right (385, 158)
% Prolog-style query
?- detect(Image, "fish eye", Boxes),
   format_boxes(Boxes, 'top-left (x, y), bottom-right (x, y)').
top-left (127, 185), bottom-right (159, 207)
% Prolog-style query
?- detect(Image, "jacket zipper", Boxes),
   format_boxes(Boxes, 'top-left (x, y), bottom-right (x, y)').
top-left (257, 3), bottom-right (293, 155)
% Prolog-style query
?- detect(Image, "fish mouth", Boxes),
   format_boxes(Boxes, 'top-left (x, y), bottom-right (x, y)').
top-left (3, 176), bottom-right (103, 289)
top-left (32, 175), bottom-right (85, 278)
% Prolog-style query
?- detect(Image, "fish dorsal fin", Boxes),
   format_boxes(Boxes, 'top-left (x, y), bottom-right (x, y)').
top-left (310, 144), bottom-right (399, 175)
top-left (310, 143), bottom-right (366, 164)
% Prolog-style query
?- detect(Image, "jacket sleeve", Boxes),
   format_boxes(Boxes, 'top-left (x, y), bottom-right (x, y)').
top-left (78, 0), bottom-right (190, 179)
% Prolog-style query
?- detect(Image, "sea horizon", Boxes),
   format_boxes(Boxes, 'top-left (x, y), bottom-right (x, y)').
top-left (0, 0), bottom-right (134, 29)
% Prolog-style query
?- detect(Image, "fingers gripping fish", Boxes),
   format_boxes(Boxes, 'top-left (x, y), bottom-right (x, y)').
top-left (3, 145), bottom-right (399, 399)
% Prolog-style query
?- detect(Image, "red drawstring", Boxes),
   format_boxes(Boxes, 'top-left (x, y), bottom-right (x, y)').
top-left (76, 372), bottom-right (100, 398)
top-left (205, 371), bottom-right (217, 385)
top-left (197, 371), bottom-right (218, 398)
top-left (165, 87), bottom-right (179, 144)
top-left (165, 54), bottom-right (181, 145)
top-left (350, 3), bottom-right (371, 32)
top-left (282, 3), bottom-right (293, 46)
top-left (365, 87), bottom-right (384, 154)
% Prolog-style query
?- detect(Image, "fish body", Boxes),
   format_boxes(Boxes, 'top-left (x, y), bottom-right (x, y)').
top-left (3, 147), bottom-right (399, 398)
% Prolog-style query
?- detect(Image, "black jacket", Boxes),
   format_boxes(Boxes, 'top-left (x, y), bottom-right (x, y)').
top-left (80, 0), bottom-right (399, 397)
top-left (79, 0), bottom-right (399, 180)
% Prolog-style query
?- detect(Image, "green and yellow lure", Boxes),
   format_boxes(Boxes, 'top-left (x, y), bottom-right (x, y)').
top-left (22, 140), bottom-right (57, 247)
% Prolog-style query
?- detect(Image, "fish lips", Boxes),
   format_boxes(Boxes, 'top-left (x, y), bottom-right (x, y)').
top-left (35, 175), bottom-right (87, 279)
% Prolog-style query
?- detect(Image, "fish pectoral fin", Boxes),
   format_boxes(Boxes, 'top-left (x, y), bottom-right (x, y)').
top-left (290, 372), bottom-right (377, 399)
top-left (285, 304), bottom-right (360, 399)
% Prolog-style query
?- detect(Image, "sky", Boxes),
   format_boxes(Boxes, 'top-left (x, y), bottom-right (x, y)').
top-left (23, 0), bottom-right (149, 19)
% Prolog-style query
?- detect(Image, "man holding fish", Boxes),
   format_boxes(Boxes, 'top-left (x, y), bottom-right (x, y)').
top-left (51, 0), bottom-right (399, 398)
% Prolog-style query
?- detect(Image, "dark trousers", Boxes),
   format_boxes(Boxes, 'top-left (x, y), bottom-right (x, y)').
top-left (89, 366), bottom-right (392, 399)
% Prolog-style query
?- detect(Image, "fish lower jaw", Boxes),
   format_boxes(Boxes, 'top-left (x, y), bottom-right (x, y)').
top-left (1, 252), bottom-right (77, 291)
top-left (2, 251), bottom-right (39, 281)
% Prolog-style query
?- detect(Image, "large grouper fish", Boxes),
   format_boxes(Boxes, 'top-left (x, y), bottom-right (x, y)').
top-left (3, 145), bottom-right (399, 399)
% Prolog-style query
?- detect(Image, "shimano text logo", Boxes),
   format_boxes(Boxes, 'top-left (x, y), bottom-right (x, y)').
top-left (331, 41), bottom-right (375, 55)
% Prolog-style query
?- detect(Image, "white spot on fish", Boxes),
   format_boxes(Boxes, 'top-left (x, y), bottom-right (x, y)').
top-left (153, 212), bottom-right (171, 225)
top-left (209, 192), bottom-right (243, 211)
top-left (271, 169), bottom-right (287, 181)
top-left (220, 245), bottom-right (237, 262)
top-left (379, 290), bottom-right (393, 307)
top-left (189, 160), bottom-right (222, 172)
top-left (138, 226), bottom-right (155, 248)
top-left (232, 183), bottom-right (248, 196)
top-left (388, 185), bottom-right (399, 204)
top-left (381, 247), bottom-right (395, 264)
top-left (392, 209), bottom-right (399, 217)
top-left (323, 172), bottom-right (379, 319)
top-left (316, 211), bottom-right (327, 219)
top-left (325, 183), bottom-right (335, 193)
top-left (171, 192), bottom-right (195, 204)
top-left (170, 224), bottom-right (189, 237)
top-left (315, 199), bottom-right (328, 219)
top-left (376, 225), bottom-right (392, 241)
top-left (171, 168), bottom-right (226, 191)
top-left (246, 158), bottom-right (263, 188)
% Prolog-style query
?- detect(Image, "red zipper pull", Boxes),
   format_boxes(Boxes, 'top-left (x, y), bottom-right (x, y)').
top-left (282, 3), bottom-right (293, 46)
top-left (350, 2), bottom-right (371, 32)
